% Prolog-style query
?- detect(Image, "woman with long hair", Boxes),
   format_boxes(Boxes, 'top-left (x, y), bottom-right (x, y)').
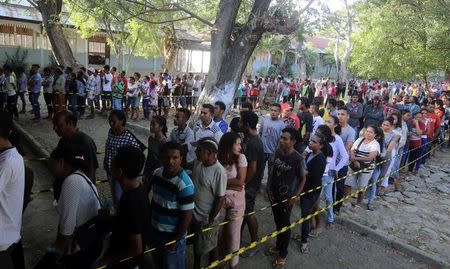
top-left (299, 133), bottom-right (330, 254)
top-left (343, 125), bottom-right (381, 211)
top-left (390, 112), bottom-right (406, 191)
top-left (217, 132), bottom-right (247, 269)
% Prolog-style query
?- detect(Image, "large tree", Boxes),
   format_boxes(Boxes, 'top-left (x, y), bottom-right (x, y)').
top-left (349, 0), bottom-right (450, 82)
top-left (27, 0), bottom-right (80, 67)
top-left (100, 0), bottom-right (314, 115)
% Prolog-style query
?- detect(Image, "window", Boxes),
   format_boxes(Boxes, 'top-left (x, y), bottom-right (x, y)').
top-left (0, 24), bottom-right (33, 48)
top-left (88, 36), bottom-right (108, 65)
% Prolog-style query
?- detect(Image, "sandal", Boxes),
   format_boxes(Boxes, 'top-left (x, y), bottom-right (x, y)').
top-left (300, 243), bottom-right (309, 254)
top-left (264, 246), bottom-right (279, 256)
top-left (272, 257), bottom-right (286, 268)
top-left (352, 204), bottom-right (361, 212)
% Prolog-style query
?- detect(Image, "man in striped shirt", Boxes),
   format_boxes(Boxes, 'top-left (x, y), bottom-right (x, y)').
top-left (149, 142), bottom-right (194, 268)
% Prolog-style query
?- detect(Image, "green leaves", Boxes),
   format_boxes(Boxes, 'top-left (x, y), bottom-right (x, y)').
top-left (349, 0), bottom-right (450, 80)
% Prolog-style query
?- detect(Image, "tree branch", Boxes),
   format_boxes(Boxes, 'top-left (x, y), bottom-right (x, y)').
top-left (171, 3), bottom-right (214, 27)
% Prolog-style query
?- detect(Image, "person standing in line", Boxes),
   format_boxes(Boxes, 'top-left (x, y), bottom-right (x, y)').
top-left (67, 72), bottom-right (79, 119)
top-left (193, 104), bottom-right (223, 143)
top-left (334, 107), bottom-right (355, 214)
top-left (102, 65), bottom-right (113, 111)
top-left (149, 142), bottom-right (194, 269)
top-left (104, 110), bottom-right (146, 206)
top-left (112, 76), bottom-right (125, 111)
top-left (266, 128), bottom-right (307, 267)
top-left (363, 96), bottom-right (384, 127)
top-left (190, 137), bottom-right (227, 269)
top-left (17, 67), bottom-right (27, 113)
top-left (3, 65), bottom-right (19, 120)
top-left (214, 101), bottom-right (229, 133)
top-left (167, 108), bottom-right (196, 169)
top-left (346, 93), bottom-right (364, 138)
top-left (104, 146), bottom-right (150, 268)
top-left (297, 134), bottom-right (328, 254)
top-left (239, 111), bottom-right (265, 257)
top-left (259, 103), bottom-right (285, 176)
top-left (310, 102), bottom-right (323, 137)
top-left (297, 97), bottom-right (313, 144)
top-left (217, 132), bottom-right (247, 269)
top-left (192, 75), bottom-right (202, 110)
top-left (52, 68), bottom-right (67, 114)
top-left (53, 111), bottom-right (99, 184)
top-left (28, 64), bottom-right (42, 123)
top-left (0, 111), bottom-right (25, 269)
top-left (76, 71), bottom-right (87, 118)
top-left (41, 144), bottom-right (101, 268)
top-left (343, 126), bottom-right (380, 211)
top-left (142, 115), bottom-right (167, 187)
top-left (85, 68), bottom-right (97, 119)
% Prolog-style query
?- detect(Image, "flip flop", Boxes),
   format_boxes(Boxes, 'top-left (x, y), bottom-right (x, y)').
top-left (272, 257), bottom-right (287, 268)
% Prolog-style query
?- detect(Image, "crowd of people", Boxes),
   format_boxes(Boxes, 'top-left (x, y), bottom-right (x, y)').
top-left (1, 63), bottom-right (450, 269)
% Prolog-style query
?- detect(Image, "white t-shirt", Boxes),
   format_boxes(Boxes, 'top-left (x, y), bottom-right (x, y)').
top-left (352, 138), bottom-right (380, 169)
top-left (312, 115), bottom-right (323, 137)
top-left (0, 147), bottom-right (25, 251)
top-left (103, 73), bottom-right (113, 92)
top-left (57, 171), bottom-right (100, 236)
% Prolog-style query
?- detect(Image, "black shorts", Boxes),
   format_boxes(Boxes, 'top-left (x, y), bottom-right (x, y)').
top-left (245, 186), bottom-right (258, 214)
top-left (101, 92), bottom-right (111, 101)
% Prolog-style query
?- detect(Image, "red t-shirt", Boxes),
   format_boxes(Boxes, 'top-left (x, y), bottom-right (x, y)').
top-left (425, 113), bottom-right (440, 138)
top-left (409, 121), bottom-right (426, 148)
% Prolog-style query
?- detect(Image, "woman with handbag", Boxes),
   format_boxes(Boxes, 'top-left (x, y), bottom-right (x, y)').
top-left (343, 125), bottom-right (381, 212)
top-left (35, 144), bottom-right (101, 269)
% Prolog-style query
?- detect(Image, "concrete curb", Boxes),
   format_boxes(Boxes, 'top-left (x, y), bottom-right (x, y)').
top-left (13, 121), bottom-right (50, 159)
top-left (126, 121), bottom-right (149, 135)
top-left (337, 218), bottom-right (448, 269)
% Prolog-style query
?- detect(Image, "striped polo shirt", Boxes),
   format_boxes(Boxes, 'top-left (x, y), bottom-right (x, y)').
top-left (150, 167), bottom-right (195, 233)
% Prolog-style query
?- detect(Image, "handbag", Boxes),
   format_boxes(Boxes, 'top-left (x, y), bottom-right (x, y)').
top-left (349, 138), bottom-right (370, 172)
top-left (72, 172), bottom-right (113, 251)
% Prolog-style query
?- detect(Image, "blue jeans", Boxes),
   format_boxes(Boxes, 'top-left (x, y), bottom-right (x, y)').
top-left (322, 171), bottom-right (334, 223)
top-left (107, 172), bottom-right (122, 207)
top-left (68, 94), bottom-right (78, 118)
top-left (151, 228), bottom-right (186, 269)
top-left (31, 92), bottom-right (41, 119)
top-left (142, 98), bottom-right (150, 118)
top-left (419, 137), bottom-right (428, 167)
top-left (391, 147), bottom-right (403, 179)
top-left (440, 126), bottom-right (446, 149)
top-left (333, 165), bottom-right (348, 213)
top-left (367, 166), bottom-right (381, 205)
top-left (113, 98), bottom-right (122, 110)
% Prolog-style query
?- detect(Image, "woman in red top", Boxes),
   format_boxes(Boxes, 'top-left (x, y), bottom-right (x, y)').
top-left (408, 112), bottom-right (426, 174)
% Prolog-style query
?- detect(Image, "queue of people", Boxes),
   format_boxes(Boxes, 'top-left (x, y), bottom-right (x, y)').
top-left (1, 64), bottom-right (450, 269)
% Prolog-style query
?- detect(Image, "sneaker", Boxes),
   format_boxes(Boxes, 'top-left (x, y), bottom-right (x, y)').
top-left (367, 203), bottom-right (376, 211)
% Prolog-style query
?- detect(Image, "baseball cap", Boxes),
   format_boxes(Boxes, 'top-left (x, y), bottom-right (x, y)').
top-left (191, 137), bottom-right (218, 152)
top-left (281, 102), bottom-right (293, 111)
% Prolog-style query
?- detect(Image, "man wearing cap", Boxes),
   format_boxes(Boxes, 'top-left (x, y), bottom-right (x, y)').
top-left (281, 102), bottom-right (300, 129)
top-left (86, 68), bottom-right (98, 119)
top-left (190, 137), bottom-right (227, 269)
top-left (363, 96), bottom-right (384, 127)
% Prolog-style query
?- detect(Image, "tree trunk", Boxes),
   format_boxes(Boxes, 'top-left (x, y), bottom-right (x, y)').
top-left (334, 33), bottom-right (340, 79)
top-left (162, 26), bottom-right (177, 74)
top-left (35, 0), bottom-right (79, 68)
top-left (446, 69), bottom-right (450, 82)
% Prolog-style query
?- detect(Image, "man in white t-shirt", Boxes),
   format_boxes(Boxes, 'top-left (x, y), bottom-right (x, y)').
top-left (102, 65), bottom-right (113, 110)
top-left (0, 111), bottom-right (25, 268)
top-left (310, 102), bottom-right (323, 138)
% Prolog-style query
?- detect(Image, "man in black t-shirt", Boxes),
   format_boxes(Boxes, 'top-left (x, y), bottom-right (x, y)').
top-left (105, 146), bottom-right (150, 269)
top-left (238, 110), bottom-right (265, 257)
top-left (297, 97), bottom-right (313, 144)
top-left (266, 128), bottom-right (306, 266)
top-left (53, 111), bottom-right (99, 183)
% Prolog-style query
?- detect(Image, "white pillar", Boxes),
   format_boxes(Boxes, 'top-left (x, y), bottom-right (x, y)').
top-left (267, 50), bottom-right (271, 67)
top-left (84, 39), bottom-right (88, 67)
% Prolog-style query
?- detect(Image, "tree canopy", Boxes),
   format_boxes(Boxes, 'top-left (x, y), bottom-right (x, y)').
top-left (349, 0), bottom-right (450, 81)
